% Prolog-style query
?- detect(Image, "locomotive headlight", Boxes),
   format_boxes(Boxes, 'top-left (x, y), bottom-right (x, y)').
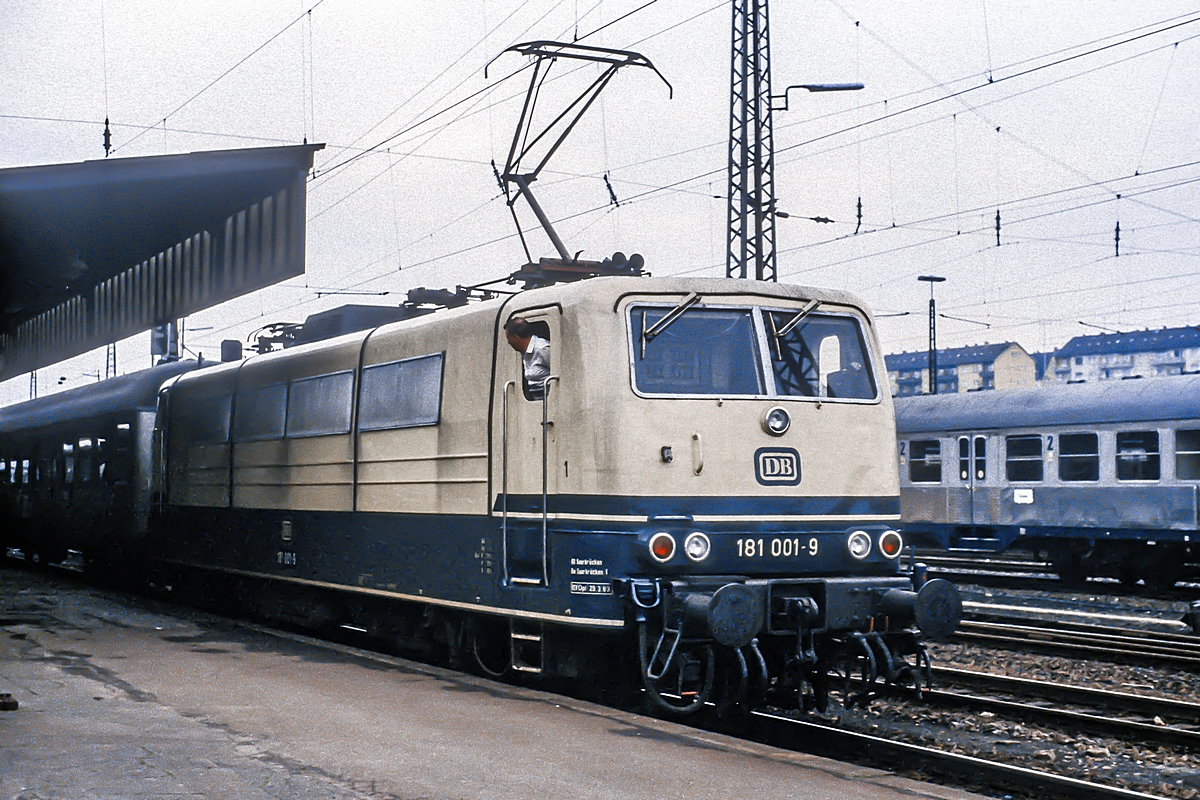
top-left (879, 530), bottom-right (903, 559)
top-left (762, 406), bottom-right (791, 436)
top-left (649, 532), bottom-right (676, 562)
top-left (847, 530), bottom-right (872, 559)
top-left (683, 532), bottom-right (711, 562)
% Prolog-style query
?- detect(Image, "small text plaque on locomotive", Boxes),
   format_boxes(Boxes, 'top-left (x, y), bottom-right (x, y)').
top-left (569, 557), bottom-right (610, 595)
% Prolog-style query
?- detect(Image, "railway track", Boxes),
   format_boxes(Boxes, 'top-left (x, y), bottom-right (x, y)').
top-left (927, 666), bottom-right (1200, 750)
top-left (951, 617), bottom-right (1200, 670)
top-left (740, 710), bottom-right (1167, 800)
top-left (915, 552), bottom-right (1200, 601)
top-left (726, 663), bottom-right (1200, 800)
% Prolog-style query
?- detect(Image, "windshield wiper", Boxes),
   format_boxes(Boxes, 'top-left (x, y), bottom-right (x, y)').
top-left (769, 299), bottom-right (820, 360)
top-left (640, 292), bottom-right (701, 358)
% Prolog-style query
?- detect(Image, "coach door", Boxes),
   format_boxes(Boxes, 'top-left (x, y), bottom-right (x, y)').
top-left (495, 307), bottom-right (561, 587)
top-left (958, 435), bottom-right (989, 525)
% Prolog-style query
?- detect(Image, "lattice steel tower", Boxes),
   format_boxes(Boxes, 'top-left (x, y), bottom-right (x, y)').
top-left (726, 0), bottom-right (776, 281)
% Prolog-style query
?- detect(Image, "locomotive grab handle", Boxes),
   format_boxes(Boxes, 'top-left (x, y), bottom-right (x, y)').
top-left (502, 380), bottom-right (515, 585)
top-left (691, 432), bottom-right (703, 475)
top-left (541, 375), bottom-right (559, 587)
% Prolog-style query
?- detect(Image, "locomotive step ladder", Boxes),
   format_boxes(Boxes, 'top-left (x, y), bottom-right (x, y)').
top-left (509, 619), bottom-right (545, 674)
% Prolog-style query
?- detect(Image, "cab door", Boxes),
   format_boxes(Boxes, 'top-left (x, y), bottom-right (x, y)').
top-left (493, 307), bottom-right (561, 586)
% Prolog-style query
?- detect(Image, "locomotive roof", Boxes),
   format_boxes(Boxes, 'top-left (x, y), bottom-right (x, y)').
top-left (0, 359), bottom-right (199, 434)
top-left (168, 275), bottom-right (879, 384)
top-left (894, 374), bottom-right (1200, 434)
top-left (556, 275), bottom-right (874, 313)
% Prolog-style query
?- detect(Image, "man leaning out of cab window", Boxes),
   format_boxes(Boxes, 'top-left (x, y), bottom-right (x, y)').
top-left (504, 317), bottom-right (550, 397)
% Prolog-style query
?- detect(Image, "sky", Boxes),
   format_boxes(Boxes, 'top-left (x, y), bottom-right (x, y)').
top-left (2, 0), bottom-right (1198, 404)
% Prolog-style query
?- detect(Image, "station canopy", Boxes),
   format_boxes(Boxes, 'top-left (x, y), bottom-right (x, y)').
top-left (0, 143), bottom-right (323, 383)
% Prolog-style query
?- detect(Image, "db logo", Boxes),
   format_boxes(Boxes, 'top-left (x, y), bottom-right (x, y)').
top-left (755, 447), bottom-right (802, 486)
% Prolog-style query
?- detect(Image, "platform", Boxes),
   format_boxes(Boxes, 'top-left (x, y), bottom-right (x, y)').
top-left (0, 566), bottom-right (982, 800)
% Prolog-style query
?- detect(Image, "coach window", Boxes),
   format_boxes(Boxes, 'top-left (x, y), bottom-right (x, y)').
top-left (95, 438), bottom-right (107, 481)
top-left (63, 443), bottom-right (75, 483)
top-left (958, 438), bottom-right (969, 480)
top-left (909, 440), bottom-right (942, 483)
top-left (233, 383), bottom-right (288, 442)
top-left (974, 437), bottom-right (987, 480)
top-left (1005, 435), bottom-right (1043, 482)
top-left (1176, 430), bottom-right (1200, 480)
top-left (360, 354), bottom-right (444, 431)
top-left (78, 438), bottom-right (94, 483)
top-left (287, 371), bottom-right (354, 438)
top-left (1058, 433), bottom-right (1099, 481)
top-left (1116, 431), bottom-right (1160, 481)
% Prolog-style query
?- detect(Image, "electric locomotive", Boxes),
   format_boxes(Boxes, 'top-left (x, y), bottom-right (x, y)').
top-left (144, 275), bottom-right (959, 712)
top-left (895, 375), bottom-right (1200, 589)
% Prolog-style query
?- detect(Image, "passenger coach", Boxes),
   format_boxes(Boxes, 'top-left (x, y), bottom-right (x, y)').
top-left (0, 361), bottom-right (197, 566)
top-left (895, 376), bottom-right (1200, 588)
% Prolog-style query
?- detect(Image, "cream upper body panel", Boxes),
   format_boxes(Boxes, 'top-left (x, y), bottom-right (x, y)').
top-left (496, 277), bottom-right (900, 519)
top-left (164, 276), bottom-right (898, 520)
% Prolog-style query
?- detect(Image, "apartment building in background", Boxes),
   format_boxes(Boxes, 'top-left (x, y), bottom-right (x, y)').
top-left (885, 342), bottom-right (1037, 397)
top-left (1046, 326), bottom-right (1200, 383)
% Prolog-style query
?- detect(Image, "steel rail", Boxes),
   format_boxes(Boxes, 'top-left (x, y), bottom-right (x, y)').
top-left (963, 615), bottom-right (1198, 644)
top-left (918, 554), bottom-right (1200, 597)
top-left (951, 630), bottom-right (1200, 669)
top-left (921, 688), bottom-right (1200, 751)
top-left (931, 665), bottom-right (1200, 722)
top-left (953, 621), bottom-right (1200, 669)
top-left (919, 554), bottom-right (1053, 572)
top-left (745, 710), bottom-right (1166, 800)
top-left (959, 620), bottom-right (1200, 653)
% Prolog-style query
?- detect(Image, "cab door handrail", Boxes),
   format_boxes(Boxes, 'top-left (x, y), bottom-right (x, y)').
top-left (501, 379), bottom-right (515, 585)
top-left (540, 375), bottom-right (560, 587)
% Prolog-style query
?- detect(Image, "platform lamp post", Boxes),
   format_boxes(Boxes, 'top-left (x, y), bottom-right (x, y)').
top-left (918, 275), bottom-right (946, 394)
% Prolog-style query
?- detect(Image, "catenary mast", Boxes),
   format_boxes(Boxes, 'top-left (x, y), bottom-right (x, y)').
top-left (726, 0), bottom-right (776, 281)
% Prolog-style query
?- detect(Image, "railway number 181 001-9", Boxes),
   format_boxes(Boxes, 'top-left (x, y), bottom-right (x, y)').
top-left (736, 537), bottom-right (819, 558)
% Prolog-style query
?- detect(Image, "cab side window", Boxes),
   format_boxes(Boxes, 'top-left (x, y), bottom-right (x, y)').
top-left (520, 320), bottom-right (552, 401)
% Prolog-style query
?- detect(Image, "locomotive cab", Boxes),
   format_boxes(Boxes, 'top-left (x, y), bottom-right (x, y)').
top-left (490, 278), bottom-right (960, 712)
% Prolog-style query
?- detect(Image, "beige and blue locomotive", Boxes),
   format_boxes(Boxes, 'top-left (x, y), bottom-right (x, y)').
top-left (2, 275), bottom-right (960, 712)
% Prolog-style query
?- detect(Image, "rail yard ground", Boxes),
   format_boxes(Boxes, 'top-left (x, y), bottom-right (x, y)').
top-left (805, 577), bottom-right (1200, 799)
top-left (0, 563), bottom-right (983, 800)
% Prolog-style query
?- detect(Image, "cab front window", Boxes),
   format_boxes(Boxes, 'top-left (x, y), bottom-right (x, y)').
top-left (628, 301), bottom-right (877, 401)
top-left (763, 311), bottom-right (876, 399)
top-left (632, 307), bottom-right (763, 396)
